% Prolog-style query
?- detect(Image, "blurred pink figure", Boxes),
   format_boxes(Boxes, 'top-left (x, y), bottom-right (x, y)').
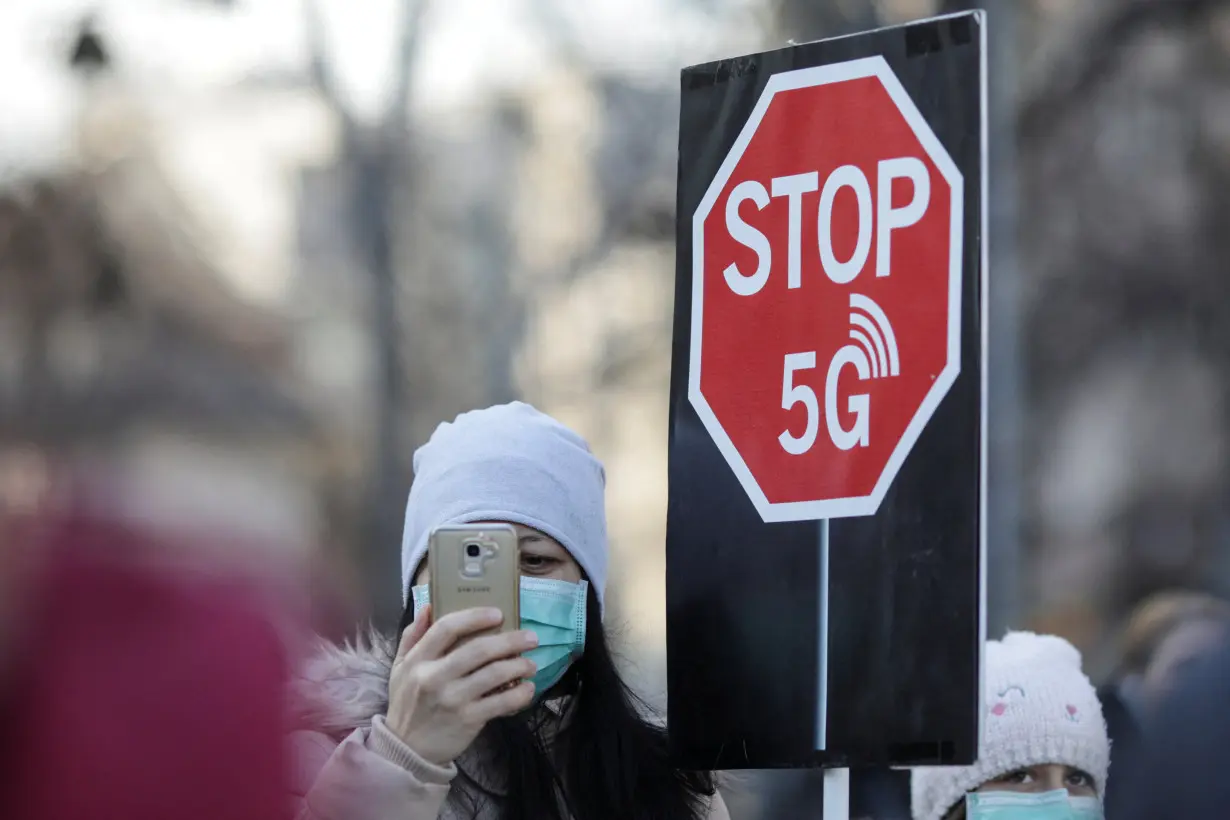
top-left (0, 511), bottom-right (293, 820)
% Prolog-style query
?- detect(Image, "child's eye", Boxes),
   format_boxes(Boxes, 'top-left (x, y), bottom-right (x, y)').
top-left (992, 769), bottom-right (1032, 785)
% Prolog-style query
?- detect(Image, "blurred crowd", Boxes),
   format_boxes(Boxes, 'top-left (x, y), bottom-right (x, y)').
top-left (4, 0), bottom-right (1230, 818)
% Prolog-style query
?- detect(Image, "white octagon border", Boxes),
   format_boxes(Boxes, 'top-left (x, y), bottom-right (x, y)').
top-left (688, 55), bottom-right (965, 523)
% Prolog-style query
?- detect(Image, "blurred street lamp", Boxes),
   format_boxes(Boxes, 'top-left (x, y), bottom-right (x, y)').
top-left (68, 18), bottom-right (109, 76)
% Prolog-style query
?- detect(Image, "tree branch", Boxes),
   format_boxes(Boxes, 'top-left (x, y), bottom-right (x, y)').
top-left (301, 0), bottom-right (339, 108)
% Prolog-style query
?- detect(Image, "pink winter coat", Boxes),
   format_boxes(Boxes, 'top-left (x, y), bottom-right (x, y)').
top-left (289, 633), bottom-right (730, 820)
top-left (1, 513), bottom-right (290, 820)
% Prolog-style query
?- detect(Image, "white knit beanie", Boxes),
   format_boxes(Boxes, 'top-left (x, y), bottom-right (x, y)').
top-left (910, 632), bottom-right (1110, 820)
top-left (400, 402), bottom-right (609, 614)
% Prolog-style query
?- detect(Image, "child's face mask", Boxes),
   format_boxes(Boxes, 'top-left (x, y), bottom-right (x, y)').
top-left (965, 790), bottom-right (1103, 820)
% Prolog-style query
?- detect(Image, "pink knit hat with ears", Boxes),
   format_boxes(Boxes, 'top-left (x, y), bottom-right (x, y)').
top-left (910, 632), bottom-right (1110, 820)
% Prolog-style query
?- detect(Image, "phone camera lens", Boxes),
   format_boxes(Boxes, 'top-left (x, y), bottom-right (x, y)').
top-left (465, 543), bottom-right (481, 558)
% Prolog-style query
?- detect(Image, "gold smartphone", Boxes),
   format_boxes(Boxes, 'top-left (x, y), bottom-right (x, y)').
top-left (427, 524), bottom-right (520, 639)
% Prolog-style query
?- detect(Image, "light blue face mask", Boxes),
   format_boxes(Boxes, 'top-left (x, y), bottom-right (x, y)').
top-left (965, 790), bottom-right (1103, 820)
top-left (411, 577), bottom-right (588, 698)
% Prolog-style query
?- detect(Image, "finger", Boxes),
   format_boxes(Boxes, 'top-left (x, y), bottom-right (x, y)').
top-left (453, 656), bottom-right (537, 703)
top-left (469, 680), bottom-right (535, 722)
top-left (437, 629), bottom-right (538, 680)
top-left (411, 607), bottom-right (505, 661)
top-left (397, 605), bottom-right (433, 660)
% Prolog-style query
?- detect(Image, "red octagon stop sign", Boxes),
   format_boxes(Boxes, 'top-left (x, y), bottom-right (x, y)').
top-left (689, 57), bottom-right (964, 522)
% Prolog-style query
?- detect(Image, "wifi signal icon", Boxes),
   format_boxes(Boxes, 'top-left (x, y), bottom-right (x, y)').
top-left (846, 294), bottom-right (899, 379)
top-left (824, 293), bottom-right (899, 451)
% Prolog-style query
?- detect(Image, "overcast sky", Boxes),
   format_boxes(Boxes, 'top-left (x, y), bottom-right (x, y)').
top-left (0, 0), bottom-right (760, 304)
top-left (0, 0), bottom-right (758, 177)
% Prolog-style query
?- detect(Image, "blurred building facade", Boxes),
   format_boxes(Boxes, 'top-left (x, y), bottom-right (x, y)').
top-left (0, 107), bottom-right (324, 556)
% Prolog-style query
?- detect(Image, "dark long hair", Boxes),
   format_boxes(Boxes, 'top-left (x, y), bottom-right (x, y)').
top-left (396, 585), bottom-right (716, 820)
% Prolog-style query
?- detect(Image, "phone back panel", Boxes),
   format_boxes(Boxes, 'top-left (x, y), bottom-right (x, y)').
top-left (428, 524), bottom-right (520, 635)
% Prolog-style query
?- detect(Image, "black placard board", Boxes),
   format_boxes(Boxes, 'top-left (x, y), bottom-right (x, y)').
top-left (666, 11), bottom-right (985, 770)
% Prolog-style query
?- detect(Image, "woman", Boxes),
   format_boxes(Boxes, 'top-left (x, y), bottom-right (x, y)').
top-left (911, 632), bottom-right (1109, 820)
top-left (291, 402), bottom-right (727, 820)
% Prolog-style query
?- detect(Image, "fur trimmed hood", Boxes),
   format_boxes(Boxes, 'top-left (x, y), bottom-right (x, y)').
top-left (289, 628), bottom-right (577, 740)
top-left (288, 627), bottom-right (516, 797)
top-left (289, 627), bottom-right (395, 739)
top-left (285, 630), bottom-right (730, 818)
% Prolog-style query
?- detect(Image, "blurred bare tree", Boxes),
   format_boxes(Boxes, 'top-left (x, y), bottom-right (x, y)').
top-left (301, 0), bottom-right (435, 627)
top-left (1019, 0), bottom-right (1230, 657)
top-left (292, 0), bottom-right (702, 624)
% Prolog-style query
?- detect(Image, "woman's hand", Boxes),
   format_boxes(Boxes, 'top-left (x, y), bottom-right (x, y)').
top-left (385, 606), bottom-right (538, 765)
